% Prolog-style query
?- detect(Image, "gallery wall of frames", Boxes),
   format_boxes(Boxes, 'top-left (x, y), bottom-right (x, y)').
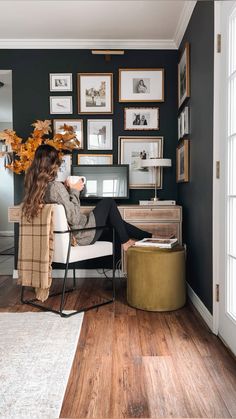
top-left (0, 49), bottom-right (178, 205)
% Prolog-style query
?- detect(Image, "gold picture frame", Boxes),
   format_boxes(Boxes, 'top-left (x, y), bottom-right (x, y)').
top-left (119, 68), bottom-right (164, 102)
top-left (77, 154), bottom-right (113, 165)
top-left (176, 139), bottom-right (189, 183)
top-left (77, 73), bottom-right (113, 114)
top-left (178, 43), bottom-right (190, 108)
top-left (118, 136), bottom-right (163, 189)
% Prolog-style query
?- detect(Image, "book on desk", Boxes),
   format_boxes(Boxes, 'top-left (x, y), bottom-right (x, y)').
top-left (139, 200), bottom-right (176, 206)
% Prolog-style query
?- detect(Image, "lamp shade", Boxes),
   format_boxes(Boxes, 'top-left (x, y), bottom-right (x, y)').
top-left (141, 158), bottom-right (172, 168)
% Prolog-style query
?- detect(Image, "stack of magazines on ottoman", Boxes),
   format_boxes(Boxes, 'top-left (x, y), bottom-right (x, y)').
top-left (134, 237), bottom-right (178, 248)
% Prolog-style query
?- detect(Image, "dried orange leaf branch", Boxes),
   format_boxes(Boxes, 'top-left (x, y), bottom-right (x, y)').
top-left (0, 120), bottom-right (80, 174)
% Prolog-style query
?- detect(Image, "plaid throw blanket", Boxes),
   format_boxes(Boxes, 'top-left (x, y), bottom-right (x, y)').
top-left (17, 204), bottom-right (54, 302)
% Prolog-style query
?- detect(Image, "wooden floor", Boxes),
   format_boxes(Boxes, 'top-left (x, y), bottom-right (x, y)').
top-left (1, 275), bottom-right (236, 418)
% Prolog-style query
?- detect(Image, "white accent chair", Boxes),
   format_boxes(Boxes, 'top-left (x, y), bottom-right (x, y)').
top-left (21, 204), bottom-right (115, 317)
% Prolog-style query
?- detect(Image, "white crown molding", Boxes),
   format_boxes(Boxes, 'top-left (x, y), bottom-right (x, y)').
top-left (174, 0), bottom-right (197, 49)
top-left (0, 38), bottom-right (176, 50)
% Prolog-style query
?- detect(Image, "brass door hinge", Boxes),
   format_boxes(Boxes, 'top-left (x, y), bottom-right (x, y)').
top-left (217, 34), bottom-right (221, 53)
top-left (216, 284), bottom-right (220, 302)
top-left (216, 161), bottom-right (220, 179)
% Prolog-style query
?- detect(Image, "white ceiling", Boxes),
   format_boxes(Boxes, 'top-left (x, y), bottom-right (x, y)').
top-left (0, 0), bottom-right (196, 49)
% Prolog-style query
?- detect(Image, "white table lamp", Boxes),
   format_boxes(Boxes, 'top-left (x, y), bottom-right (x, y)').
top-left (141, 158), bottom-right (172, 201)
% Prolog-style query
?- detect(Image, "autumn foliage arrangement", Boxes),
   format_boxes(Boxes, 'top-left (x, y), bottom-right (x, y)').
top-left (0, 120), bottom-right (80, 174)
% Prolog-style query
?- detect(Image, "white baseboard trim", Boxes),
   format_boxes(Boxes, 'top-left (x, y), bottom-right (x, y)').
top-left (187, 283), bottom-right (213, 332)
top-left (13, 268), bottom-right (124, 280)
top-left (0, 231), bottom-right (14, 236)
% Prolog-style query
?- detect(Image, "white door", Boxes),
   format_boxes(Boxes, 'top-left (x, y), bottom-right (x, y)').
top-left (218, 0), bottom-right (236, 355)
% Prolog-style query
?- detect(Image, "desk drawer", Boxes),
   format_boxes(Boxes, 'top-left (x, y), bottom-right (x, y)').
top-left (124, 207), bottom-right (181, 222)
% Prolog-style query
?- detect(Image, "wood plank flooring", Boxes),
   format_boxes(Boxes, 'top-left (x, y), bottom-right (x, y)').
top-left (1, 275), bottom-right (236, 418)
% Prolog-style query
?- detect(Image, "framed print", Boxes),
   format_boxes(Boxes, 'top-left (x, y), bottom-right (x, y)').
top-left (50, 96), bottom-right (72, 114)
top-left (178, 115), bottom-right (182, 140)
top-left (77, 154), bottom-right (113, 165)
top-left (119, 68), bottom-right (164, 102)
top-left (124, 107), bottom-right (159, 131)
top-left (78, 73), bottom-right (113, 114)
top-left (53, 119), bottom-right (83, 148)
top-left (176, 139), bottom-right (189, 182)
top-left (87, 119), bottom-right (113, 150)
top-left (178, 106), bottom-right (189, 140)
top-left (49, 73), bottom-right (72, 92)
top-left (55, 154), bottom-right (71, 182)
top-left (118, 136), bottom-right (163, 189)
top-left (182, 106), bottom-right (189, 135)
top-left (178, 43), bottom-right (190, 108)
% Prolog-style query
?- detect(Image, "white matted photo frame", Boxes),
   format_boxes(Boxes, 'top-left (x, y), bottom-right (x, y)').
top-left (119, 69), bottom-right (164, 102)
top-left (87, 119), bottom-right (113, 150)
top-left (182, 106), bottom-right (189, 135)
top-left (55, 154), bottom-right (72, 182)
top-left (178, 43), bottom-right (190, 108)
top-left (53, 119), bottom-right (84, 149)
top-left (178, 115), bottom-right (182, 140)
top-left (118, 136), bottom-right (163, 189)
top-left (49, 73), bottom-right (72, 92)
top-left (178, 106), bottom-right (190, 140)
top-left (50, 96), bottom-right (73, 114)
top-left (77, 154), bottom-right (113, 165)
top-left (78, 73), bottom-right (113, 114)
top-left (124, 107), bottom-right (159, 130)
top-left (176, 138), bottom-right (189, 183)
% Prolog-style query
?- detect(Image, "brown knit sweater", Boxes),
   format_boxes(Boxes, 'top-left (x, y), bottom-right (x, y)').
top-left (44, 181), bottom-right (96, 245)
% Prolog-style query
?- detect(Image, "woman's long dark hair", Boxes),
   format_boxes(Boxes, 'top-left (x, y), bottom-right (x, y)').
top-left (22, 144), bottom-right (61, 220)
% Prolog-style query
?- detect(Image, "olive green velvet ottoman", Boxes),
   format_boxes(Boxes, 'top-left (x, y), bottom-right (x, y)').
top-left (127, 245), bottom-right (186, 311)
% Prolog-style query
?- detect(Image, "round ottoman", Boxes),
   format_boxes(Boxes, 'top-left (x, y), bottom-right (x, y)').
top-left (127, 245), bottom-right (186, 311)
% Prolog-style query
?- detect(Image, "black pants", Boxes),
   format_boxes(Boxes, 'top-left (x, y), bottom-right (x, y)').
top-left (92, 198), bottom-right (152, 244)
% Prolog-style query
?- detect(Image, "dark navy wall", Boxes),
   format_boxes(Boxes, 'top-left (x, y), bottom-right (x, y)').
top-left (177, 1), bottom-right (214, 312)
top-left (0, 49), bottom-right (178, 205)
top-left (0, 48), bottom-right (178, 268)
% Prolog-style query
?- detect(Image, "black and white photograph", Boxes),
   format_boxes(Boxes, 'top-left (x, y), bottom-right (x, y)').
top-left (78, 73), bottom-right (113, 114)
top-left (118, 136), bottom-right (163, 188)
top-left (178, 43), bottom-right (190, 108)
top-left (178, 114), bottom-right (182, 140)
top-left (119, 69), bottom-right (164, 102)
top-left (55, 155), bottom-right (72, 182)
top-left (53, 119), bottom-right (83, 148)
top-left (124, 107), bottom-right (159, 130)
top-left (87, 119), bottom-right (113, 150)
top-left (133, 78), bottom-right (150, 94)
top-left (183, 106), bottom-right (190, 135)
top-left (178, 106), bottom-right (189, 139)
top-left (50, 96), bottom-right (73, 114)
top-left (50, 73), bottom-right (72, 92)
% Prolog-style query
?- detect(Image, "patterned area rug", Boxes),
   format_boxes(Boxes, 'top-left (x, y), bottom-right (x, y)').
top-left (0, 311), bottom-right (84, 418)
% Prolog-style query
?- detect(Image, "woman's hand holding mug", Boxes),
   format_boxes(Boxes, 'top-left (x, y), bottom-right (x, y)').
top-left (65, 176), bottom-right (86, 191)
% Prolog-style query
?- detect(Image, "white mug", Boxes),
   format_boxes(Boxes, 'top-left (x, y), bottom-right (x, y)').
top-left (67, 175), bottom-right (86, 185)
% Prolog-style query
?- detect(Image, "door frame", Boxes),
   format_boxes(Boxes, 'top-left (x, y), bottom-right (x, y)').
top-left (212, 0), bottom-right (221, 335)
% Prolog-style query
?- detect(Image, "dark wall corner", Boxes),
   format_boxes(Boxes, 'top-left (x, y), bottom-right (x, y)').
top-left (177, 1), bottom-right (214, 312)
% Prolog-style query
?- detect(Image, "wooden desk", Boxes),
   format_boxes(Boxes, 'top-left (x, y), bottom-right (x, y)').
top-left (9, 204), bottom-right (182, 272)
top-left (81, 205), bottom-right (182, 273)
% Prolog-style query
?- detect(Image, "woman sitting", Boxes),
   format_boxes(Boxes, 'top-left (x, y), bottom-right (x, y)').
top-left (22, 145), bottom-right (152, 251)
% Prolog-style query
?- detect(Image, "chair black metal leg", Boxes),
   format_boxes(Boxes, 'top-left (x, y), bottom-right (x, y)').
top-left (73, 268), bottom-right (76, 289)
top-left (20, 228), bottom-right (116, 317)
top-left (59, 261), bottom-right (70, 315)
